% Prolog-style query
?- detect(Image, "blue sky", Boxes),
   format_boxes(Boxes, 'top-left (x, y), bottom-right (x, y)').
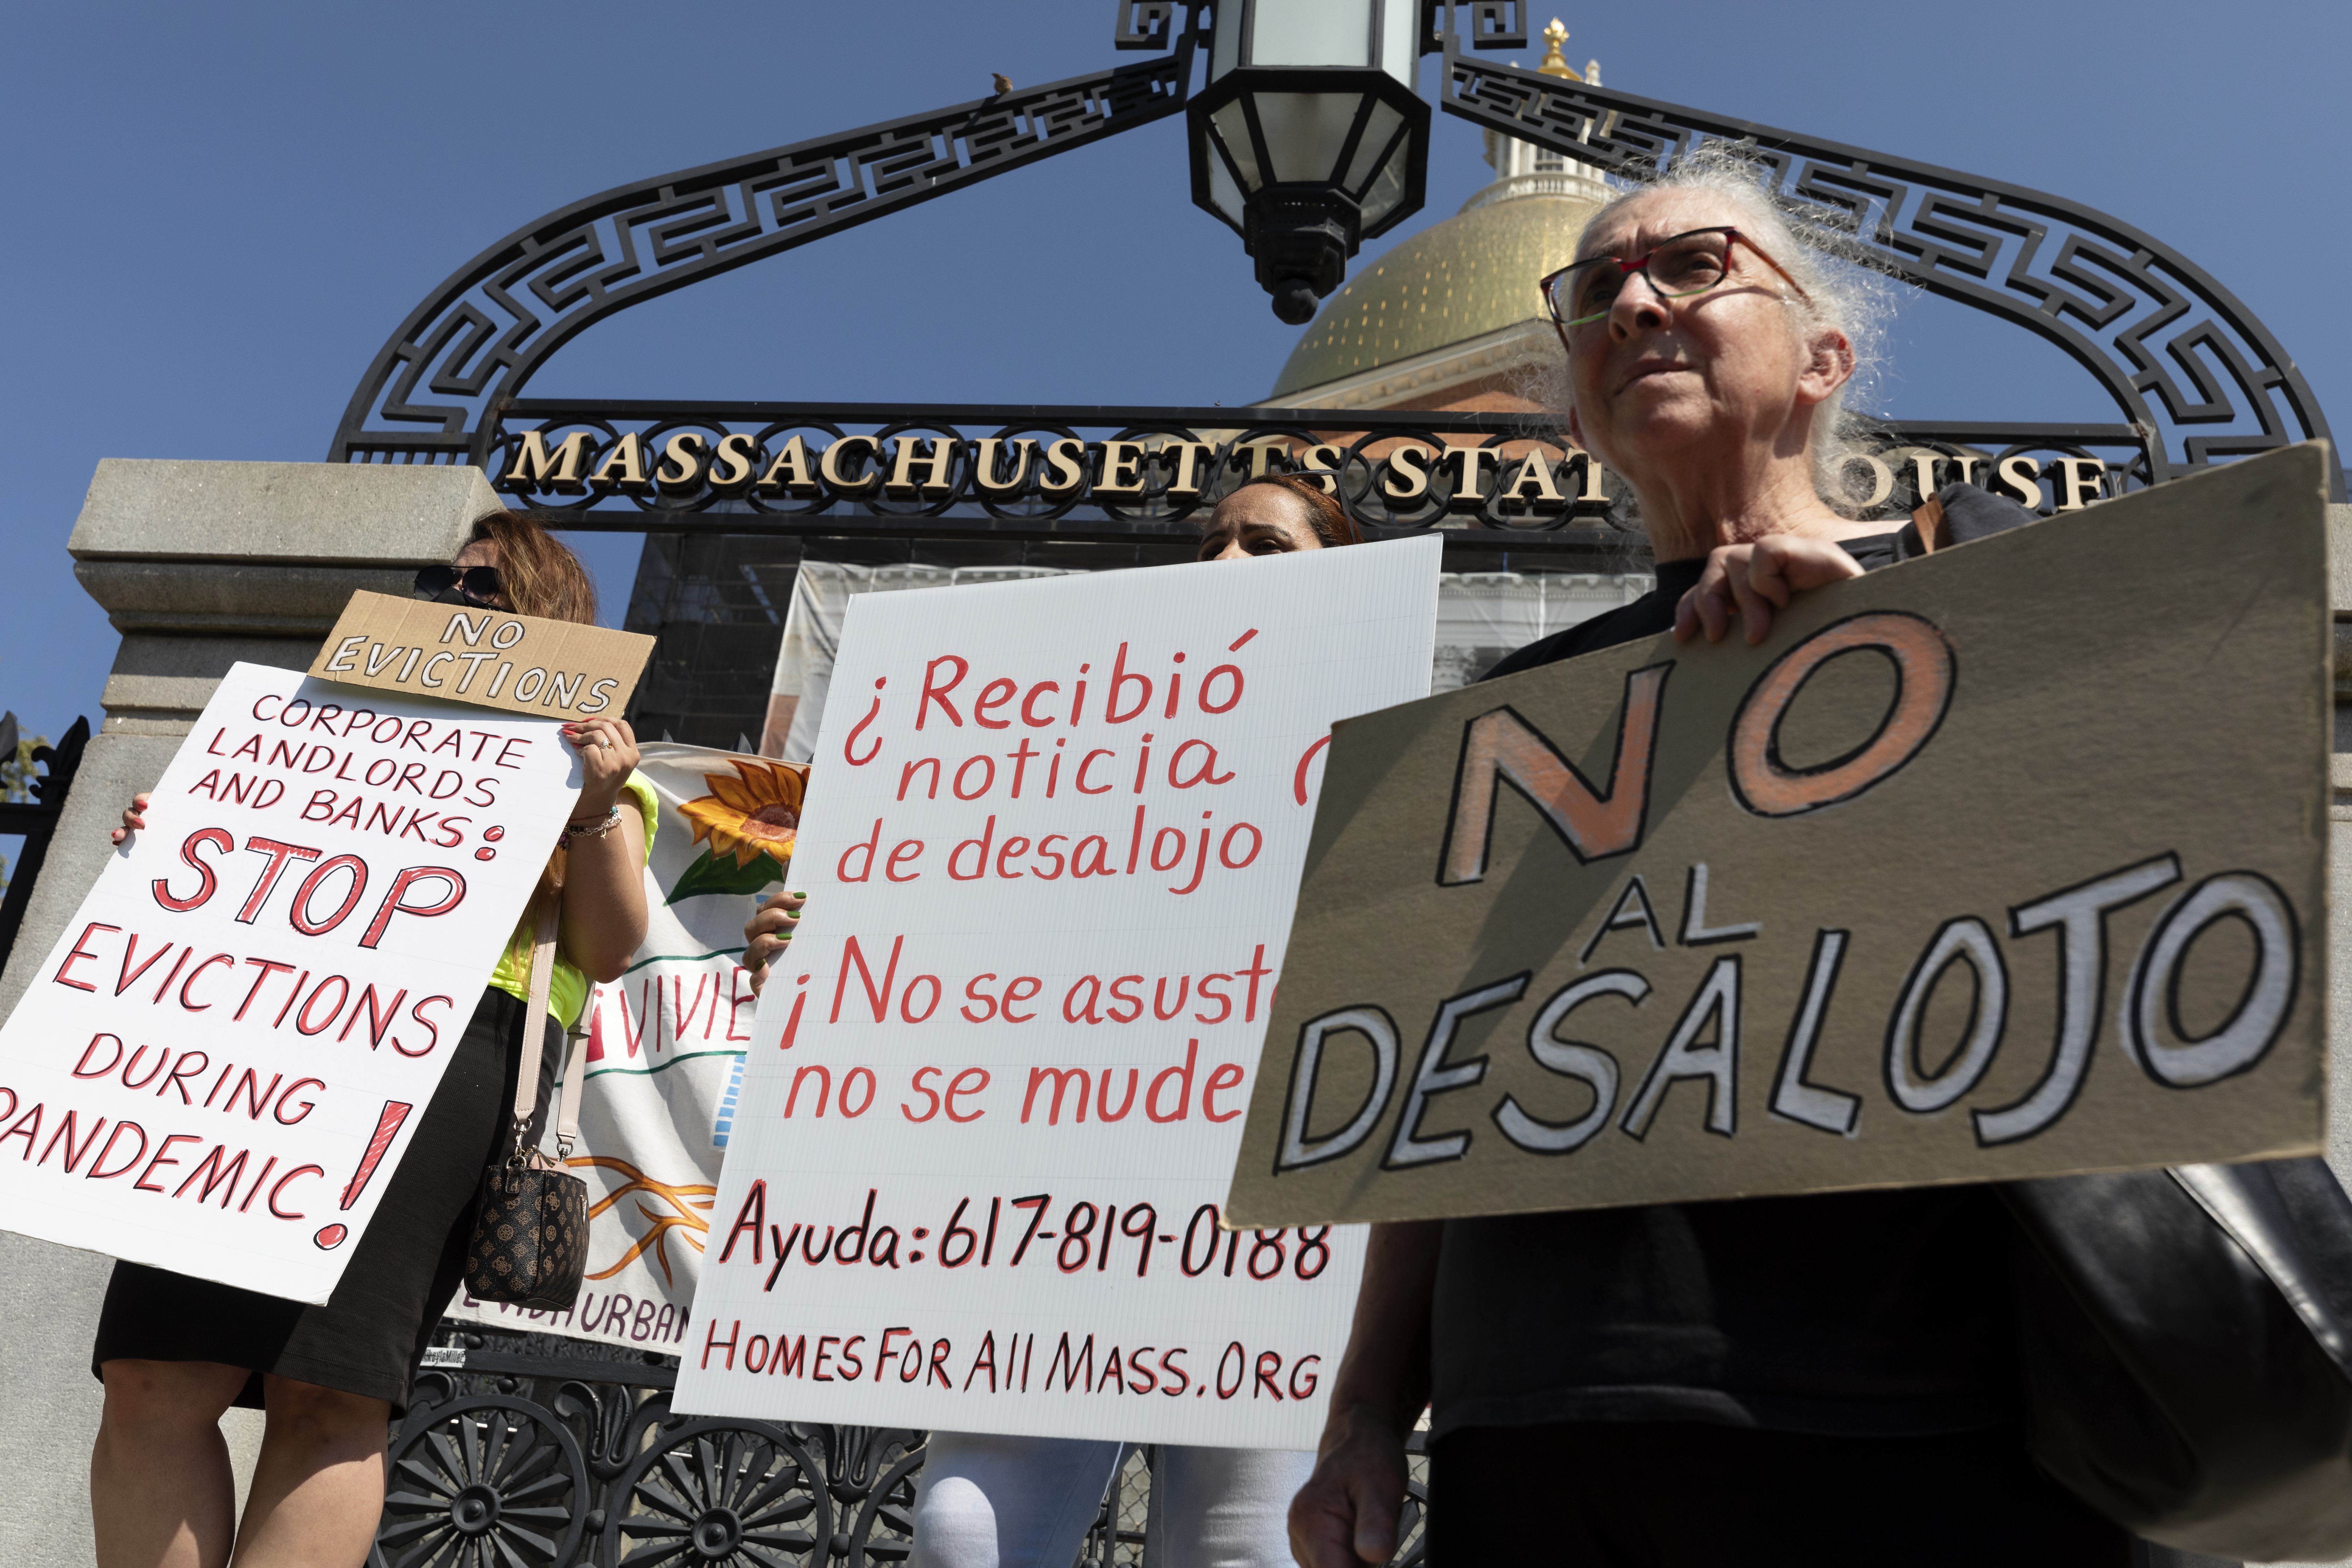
top-left (2, 0), bottom-right (2344, 758)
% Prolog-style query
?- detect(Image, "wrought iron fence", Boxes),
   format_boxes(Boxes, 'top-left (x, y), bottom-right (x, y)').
top-left (0, 716), bottom-right (91, 966)
top-left (374, 1321), bottom-right (1429, 1568)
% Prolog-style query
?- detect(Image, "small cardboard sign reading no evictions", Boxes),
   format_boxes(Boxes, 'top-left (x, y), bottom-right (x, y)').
top-left (308, 591), bottom-right (653, 720)
top-left (1225, 443), bottom-right (2333, 1227)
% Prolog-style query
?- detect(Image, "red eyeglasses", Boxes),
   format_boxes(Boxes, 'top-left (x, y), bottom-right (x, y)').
top-left (1538, 226), bottom-right (1809, 349)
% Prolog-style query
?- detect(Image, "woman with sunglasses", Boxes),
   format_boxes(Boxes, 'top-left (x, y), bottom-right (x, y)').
top-left (89, 513), bottom-right (656, 1568)
top-left (1289, 152), bottom-right (2093, 1566)
top-left (741, 476), bottom-right (1358, 1568)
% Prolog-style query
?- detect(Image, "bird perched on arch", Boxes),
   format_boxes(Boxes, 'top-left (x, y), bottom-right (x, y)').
top-left (991, 72), bottom-right (1012, 95)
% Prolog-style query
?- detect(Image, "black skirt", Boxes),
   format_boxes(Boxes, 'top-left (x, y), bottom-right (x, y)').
top-left (91, 987), bottom-right (557, 1414)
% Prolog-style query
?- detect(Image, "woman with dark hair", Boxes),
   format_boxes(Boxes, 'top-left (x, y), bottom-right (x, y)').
top-left (740, 471), bottom-right (1363, 1568)
top-left (1195, 472), bottom-right (1364, 557)
top-left (91, 513), bottom-right (656, 1568)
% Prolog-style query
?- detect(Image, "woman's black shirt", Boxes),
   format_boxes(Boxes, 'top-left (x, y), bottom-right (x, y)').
top-left (1431, 486), bottom-right (2033, 1439)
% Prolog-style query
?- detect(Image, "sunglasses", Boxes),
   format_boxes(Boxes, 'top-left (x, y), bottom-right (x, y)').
top-left (412, 565), bottom-right (507, 606)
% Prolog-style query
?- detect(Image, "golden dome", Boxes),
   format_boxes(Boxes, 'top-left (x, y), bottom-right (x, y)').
top-left (1268, 184), bottom-right (1604, 401)
top-left (1268, 17), bottom-right (1615, 405)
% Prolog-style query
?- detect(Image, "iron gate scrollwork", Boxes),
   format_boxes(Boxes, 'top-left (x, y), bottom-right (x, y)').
top-left (329, 27), bottom-right (1199, 470)
top-left (332, 2), bottom-right (2333, 510)
top-left (376, 1391), bottom-right (590, 1567)
top-left (0, 715), bottom-right (91, 968)
top-left (373, 1330), bottom-right (925, 1568)
top-left (374, 1325), bottom-right (1429, 1567)
top-left (1434, 41), bottom-right (2341, 499)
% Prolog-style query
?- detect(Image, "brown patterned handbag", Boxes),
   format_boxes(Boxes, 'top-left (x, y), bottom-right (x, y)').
top-left (463, 900), bottom-right (591, 1311)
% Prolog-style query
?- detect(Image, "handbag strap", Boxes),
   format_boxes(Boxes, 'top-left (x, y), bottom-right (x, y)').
top-left (555, 1018), bottom-right (587, 1157)
top-left (508, 897), bottom-right (561, 1135)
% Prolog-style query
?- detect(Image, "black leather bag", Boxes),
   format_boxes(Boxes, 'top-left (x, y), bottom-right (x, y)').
top-left (2003, 1157), bottom-right (2352, 1560)
top-left (468, 1153), bottom-right (588, 1311)
top-left (463, 902), bottom-right (590, 1312)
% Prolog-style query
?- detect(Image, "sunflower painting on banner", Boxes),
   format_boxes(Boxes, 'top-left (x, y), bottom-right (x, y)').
top-left (447, 744), bottom-right (807, 1351)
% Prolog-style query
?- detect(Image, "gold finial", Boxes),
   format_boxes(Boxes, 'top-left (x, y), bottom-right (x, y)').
top-left (1537, 18), bottom-right (1581, 80)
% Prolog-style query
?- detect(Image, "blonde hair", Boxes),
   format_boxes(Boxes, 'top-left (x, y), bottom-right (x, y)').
top-left (468, 512), bottom-right (603, 974)
top-left (470, 512), bottom-right (598, 624)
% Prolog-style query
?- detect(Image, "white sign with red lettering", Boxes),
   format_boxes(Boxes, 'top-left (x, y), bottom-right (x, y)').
top-left (0, 662), bottom-right (578, 1303)
top-left (676, 537), bottom-right (1440, 1448)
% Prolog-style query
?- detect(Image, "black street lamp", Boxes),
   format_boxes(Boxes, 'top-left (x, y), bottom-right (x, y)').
top-left (1185, 0), bottom-right (1431, 323)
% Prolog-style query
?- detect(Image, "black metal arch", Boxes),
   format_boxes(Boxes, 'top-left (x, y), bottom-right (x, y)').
top-left (1437, 44), bottom-right (2342, 499)
top-left (332, 1), bottom-right (2337, 503)
top-left (327, 24), bottom-right (1198, 467)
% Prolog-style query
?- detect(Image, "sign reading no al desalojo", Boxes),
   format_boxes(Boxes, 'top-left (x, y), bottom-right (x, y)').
top-left (1225, 446), bottom-right (2331, 1228)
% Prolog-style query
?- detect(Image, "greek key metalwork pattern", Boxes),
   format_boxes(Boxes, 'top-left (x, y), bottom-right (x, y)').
top-left (373, 1324), bottom-right (1428, 1568)
top-left (330, 2), bottom-right (2331, 539)
top-left (328, 42), bottom-right (1196, 469)
top-left (1437, 43), bottom-right (2342, 499)
top-left (483, 398), bottom-right (2157, 558)
top-left (1422, 1), bottom-right (1530, 52)
top-left (1112, 0), bottom-right (1182, 50)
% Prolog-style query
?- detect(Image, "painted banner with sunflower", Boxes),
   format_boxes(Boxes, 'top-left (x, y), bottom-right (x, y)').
top-left (448, 743), bottom-right (806, 1350)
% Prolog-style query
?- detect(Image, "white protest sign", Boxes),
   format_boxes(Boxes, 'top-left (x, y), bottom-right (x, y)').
top-left (676, 537), bottom-right (1440, 1448)
top-left (0, 663), bottom-right (578, 1302)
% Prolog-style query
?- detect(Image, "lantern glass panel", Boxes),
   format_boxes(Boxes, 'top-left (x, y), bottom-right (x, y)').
top-left (1256, 91), bottom-right (1364, 184)
top-left (1211, 100), bottom-right (1263, 189)
top-left (1207, 148), bottom-right (1246, 223)
top-left (1247, 0), bottom-right (1374, 67)
top-left (1361, 138), bottom-right (1410, 228)
top-left (1342, 99), bottom-right (1404, 193)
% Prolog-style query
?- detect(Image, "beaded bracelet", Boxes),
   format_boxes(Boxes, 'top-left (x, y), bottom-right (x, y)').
top-left (560, 805), bottom-right (623, 845)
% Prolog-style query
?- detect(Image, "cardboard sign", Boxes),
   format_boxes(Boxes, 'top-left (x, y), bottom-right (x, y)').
top-left (1225, 446), bottom-right (2331, 1228)
top-left (309, 590), bottom-right (653, 720)
top-left (0, 664), bottom-right (579, 1302)
top-left (673, 538), bottom-right (1441, 1448)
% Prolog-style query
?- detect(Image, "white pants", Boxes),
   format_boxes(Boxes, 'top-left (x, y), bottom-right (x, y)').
top-left (906, 1430), bottom-right (1312, 1568)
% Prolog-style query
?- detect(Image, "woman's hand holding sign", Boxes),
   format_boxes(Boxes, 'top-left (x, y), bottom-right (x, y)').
top-left (742, 890), bottom-right (806, 996)
top-left (110, 792), bottom-right (150, 845)
top-left (562, 717), bottom-right (640, 812)
top-left (556, 717), bottom-right (649, 983)
top-left (1672, 534), bottom-right (1864, 646)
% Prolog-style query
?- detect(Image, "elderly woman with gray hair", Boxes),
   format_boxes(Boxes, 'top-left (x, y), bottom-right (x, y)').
top-left (1288, 153), bottom-right (2118, 1565)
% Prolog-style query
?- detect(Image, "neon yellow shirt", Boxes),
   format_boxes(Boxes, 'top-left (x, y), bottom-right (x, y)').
top-left (488, 772), bottom-right (658, 1026)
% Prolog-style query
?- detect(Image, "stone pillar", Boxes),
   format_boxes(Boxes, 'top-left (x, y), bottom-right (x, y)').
top-left (0, 459), bottom-right (500, 1568)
